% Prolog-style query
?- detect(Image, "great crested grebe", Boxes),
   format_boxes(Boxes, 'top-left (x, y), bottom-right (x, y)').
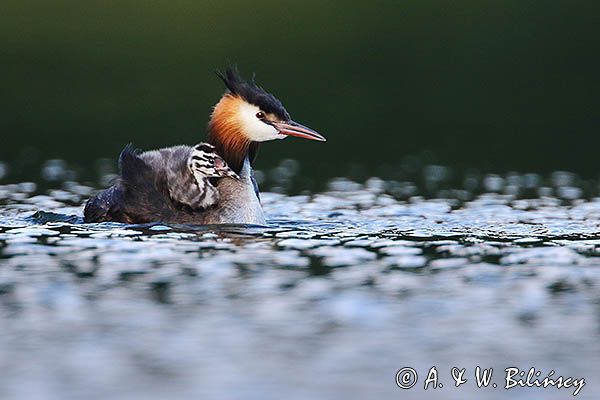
top-left (83, 68), bottom-right (325, 225)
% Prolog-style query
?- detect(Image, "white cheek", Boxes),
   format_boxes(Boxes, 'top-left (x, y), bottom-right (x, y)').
top-left (238, 102), bottom-right (282, 142)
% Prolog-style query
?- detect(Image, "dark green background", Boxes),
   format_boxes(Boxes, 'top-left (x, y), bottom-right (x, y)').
top-left (1, 1), bottom-right (598, 180)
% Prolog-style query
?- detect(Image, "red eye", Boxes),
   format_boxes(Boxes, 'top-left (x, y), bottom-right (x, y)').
top-left (256, 112), bottom-right (265, 119)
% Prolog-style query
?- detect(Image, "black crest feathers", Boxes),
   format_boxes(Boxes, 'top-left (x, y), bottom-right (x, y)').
top-left (216, 67), bottom-right (290, 121)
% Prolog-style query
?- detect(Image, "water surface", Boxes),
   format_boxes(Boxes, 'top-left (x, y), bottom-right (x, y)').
top-left (0, 164), bottom-right (599, 399)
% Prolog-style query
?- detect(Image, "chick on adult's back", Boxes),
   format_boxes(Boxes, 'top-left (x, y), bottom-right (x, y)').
top-left (84, 68), bottom-right (326, 225)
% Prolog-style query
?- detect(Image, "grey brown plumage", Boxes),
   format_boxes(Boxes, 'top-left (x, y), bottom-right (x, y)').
top-left (84, 143), bottom-right (246, 224)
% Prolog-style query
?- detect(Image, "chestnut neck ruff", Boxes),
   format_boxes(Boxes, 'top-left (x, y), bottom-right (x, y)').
top-left (207, 94), bottom-right (259, 174)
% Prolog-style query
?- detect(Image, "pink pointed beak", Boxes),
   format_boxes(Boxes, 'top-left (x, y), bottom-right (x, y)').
top-left (273, 120), bottom-right (326, 142)
top-left (214, 157), bottom-right (240, 180)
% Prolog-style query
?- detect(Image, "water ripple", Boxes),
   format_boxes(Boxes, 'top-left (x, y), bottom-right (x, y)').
top-left (0, 170), bottom-right (599, 399)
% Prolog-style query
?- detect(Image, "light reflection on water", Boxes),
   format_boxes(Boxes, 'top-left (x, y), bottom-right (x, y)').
top-left (0, 160), bottom-right (599, 399)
